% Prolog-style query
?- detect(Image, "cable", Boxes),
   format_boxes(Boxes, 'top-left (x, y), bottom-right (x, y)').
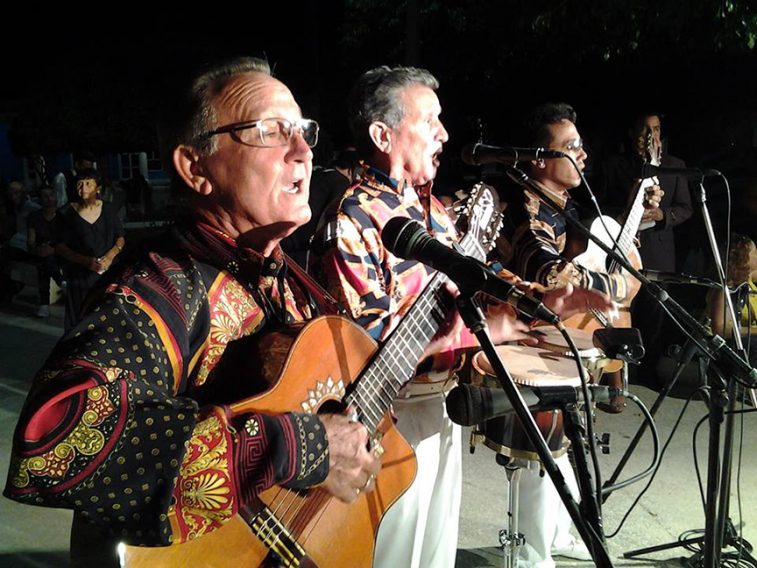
top-left (558, 324), bottom-right (604, 504)
top-left (601, 391), bottom-right (661, 496)
top-left (605, 385), bottom-right (709, 538)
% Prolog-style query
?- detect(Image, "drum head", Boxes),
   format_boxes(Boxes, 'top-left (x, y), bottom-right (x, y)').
top-left (526, 327), bottom-right (603, 359)
top-left (473, 344), bottom-right (582, 388)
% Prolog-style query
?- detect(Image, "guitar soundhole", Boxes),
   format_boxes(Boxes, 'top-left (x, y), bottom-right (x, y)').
top-left (264, 549), bottom-right (288, 567)
top-left (317, 399), bottom-right (345, 415)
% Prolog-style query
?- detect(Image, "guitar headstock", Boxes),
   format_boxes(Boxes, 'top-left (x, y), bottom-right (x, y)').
top-left (454, 182), bottom-right (504, 254)
top-left (643, 128), bottom-right (661, 166)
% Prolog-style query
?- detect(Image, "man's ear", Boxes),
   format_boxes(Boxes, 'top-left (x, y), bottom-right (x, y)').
top-left (173, 145), bottom-right (213, 196)
top-left (368, 122), bottom-right (392, 154)
top-left (531, 158), bottom-right (546, 169)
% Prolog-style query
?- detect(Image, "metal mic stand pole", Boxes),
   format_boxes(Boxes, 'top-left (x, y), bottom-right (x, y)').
top-left (693, 178), bottom-right (757, 567)
top-left (454, 292), bottom-right (614, 567)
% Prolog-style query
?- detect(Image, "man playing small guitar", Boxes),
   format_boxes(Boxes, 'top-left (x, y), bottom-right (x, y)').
top-left (600, 111), bottom-right (693, 389)
top-left (494, 102), bottom-right (663, 567)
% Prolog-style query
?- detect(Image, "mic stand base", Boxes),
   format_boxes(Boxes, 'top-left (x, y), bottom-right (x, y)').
top-left (622, 519), bottom-right (756, 567)
top-left (621, 374), bottom-right (756, 567)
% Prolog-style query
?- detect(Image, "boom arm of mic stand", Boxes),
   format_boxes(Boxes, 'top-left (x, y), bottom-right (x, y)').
top-left (505, 166), bottom-right (757, 386)
top-left (454, 292), bottom-right (614, 567)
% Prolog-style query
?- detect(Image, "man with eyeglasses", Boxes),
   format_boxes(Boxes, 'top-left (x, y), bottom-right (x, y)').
top-left (5, 56), bottom-right (379, 567)
top-left (493, 102), bottom-right (665, 567)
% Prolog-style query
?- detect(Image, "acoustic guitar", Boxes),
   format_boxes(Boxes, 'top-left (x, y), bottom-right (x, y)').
top-left (563, 130), bottom-right (660, 331)
top-left (123, 183), bottom-right (503, 568)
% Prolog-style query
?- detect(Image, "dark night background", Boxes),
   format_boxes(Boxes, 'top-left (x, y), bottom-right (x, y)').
top-left (2, 1), bottom-right (756, 240)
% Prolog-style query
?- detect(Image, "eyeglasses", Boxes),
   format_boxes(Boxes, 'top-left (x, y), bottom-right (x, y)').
top-left (564, 138), bottom-right (584, 153)
top-left (200, 117), bottom-right (319, 148)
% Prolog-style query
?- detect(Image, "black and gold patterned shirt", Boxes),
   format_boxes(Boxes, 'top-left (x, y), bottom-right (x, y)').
top-left (4, 220), bottom-right (330, 546)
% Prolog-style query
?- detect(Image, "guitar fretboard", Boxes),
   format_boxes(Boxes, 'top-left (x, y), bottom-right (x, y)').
top-left (608, 179), bottom-right (648, 274)
top-left (346, 232), bottom-right (485, 432)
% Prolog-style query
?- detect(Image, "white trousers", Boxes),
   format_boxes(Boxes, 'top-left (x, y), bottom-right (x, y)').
top-left (513, 453), bottom-right (581, 568)
top-left (373, 395), bottom-right (462, 568)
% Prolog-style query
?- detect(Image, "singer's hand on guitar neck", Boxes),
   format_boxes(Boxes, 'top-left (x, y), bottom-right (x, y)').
top-left (319, 413), bottom-right (382, 503)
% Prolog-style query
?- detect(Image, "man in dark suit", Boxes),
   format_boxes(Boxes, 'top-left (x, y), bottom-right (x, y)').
top-left (601, 111), bottom-right (694, 387)
top-left (602, 112), bottom-right (693, 272)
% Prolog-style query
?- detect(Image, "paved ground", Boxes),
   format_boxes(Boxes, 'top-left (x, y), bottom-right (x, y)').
top-left (1, 290), bottom-right (756, 567)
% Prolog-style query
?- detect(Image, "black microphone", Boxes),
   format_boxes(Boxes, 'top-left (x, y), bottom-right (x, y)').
top-left (381, 217), bottom-right (559, 324)
top-left (462, 143), bottom-right (566, 166)
top-left (445, 383), bottom-right (624, 426)
top-left (641, 269), bottom-right (719, 288)
top-left (640, 163), bottom-right (721, 180)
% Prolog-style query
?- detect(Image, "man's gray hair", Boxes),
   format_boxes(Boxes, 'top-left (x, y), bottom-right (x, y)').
top-left (158, 56), bottom-right (271, 180)
top-left (348, 66), bottom-right (439, 157)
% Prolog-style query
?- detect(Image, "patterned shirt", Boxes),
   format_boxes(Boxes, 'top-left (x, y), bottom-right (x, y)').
top-left (4, 220), bottom-right (330, 546)
top-left (311, 167), bottom-right (478, 376)
top-left (498, 184), bottom-right (628, 301)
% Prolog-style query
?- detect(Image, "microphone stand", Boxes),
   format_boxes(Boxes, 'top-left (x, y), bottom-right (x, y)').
top-left (454, 291), bottom-right (614, 567)
top-left (506, 166), bottom-right (757, 567)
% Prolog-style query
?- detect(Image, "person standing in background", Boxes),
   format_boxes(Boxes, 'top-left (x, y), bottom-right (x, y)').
top-left (55, 169), bottom-right (125, 330)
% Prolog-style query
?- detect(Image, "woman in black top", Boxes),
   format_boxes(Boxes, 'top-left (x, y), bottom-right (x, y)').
top-left (56, 169), bottom-right (125, 330)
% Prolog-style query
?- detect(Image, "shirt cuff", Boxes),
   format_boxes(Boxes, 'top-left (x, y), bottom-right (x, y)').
top-left (233, 412), bottom-right (329, 497)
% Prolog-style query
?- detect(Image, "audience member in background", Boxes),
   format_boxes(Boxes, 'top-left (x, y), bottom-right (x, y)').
top-left (707, 233), bottom-right (757, 367)
top-left (0, 181), bottom-right (41, 303)
top-left (27, 186), bottom-right (67, 317)
top-left (55, 169), bottom-right (125, 330)
top-left (281, 146), bottom-right (359, 267)
top-left (53, 150), bottom-right (96, 206)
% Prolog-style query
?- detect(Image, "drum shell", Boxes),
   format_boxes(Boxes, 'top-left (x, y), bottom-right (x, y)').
top-left (467, 344), bottom-right (582, 461)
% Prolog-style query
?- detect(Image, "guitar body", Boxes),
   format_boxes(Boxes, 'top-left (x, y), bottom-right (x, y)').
top-left (562, 215), bottom-right (642, 331)
top-left (124, 316), bottom-right (416, 568)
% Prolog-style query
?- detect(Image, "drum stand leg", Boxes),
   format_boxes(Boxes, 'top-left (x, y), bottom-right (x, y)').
top-left (498, 456), bottom-right (526, 568)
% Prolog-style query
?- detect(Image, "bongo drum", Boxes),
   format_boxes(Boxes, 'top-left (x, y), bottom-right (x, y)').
top-left (469, 344), bottom-right (584, 461)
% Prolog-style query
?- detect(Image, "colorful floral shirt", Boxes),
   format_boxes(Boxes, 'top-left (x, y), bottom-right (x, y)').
top-left (4, 220), bottom-right (330, 546)
top-left (311, 167), bottom-right (479, 375)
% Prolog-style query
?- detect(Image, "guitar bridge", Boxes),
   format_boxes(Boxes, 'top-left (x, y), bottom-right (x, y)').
top-left (240, 503), bottom-right (307, 567)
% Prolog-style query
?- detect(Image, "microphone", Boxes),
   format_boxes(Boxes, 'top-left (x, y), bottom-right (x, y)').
top-left (640, 163), bottom-right (721, 180)
top-left (641, 269), bottom-right (719, 288)
top-left (462, 143), bottom-right (566, 166)
top-left (382, 217), bottom-right (559, 324)
top-left (445, 383), bottom-right (624, 426)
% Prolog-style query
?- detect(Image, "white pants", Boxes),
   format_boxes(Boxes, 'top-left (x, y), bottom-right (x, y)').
top-left (373, 395), bottom-right (462, 568)
top-left (513, 453), bottom-right (581, 568)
